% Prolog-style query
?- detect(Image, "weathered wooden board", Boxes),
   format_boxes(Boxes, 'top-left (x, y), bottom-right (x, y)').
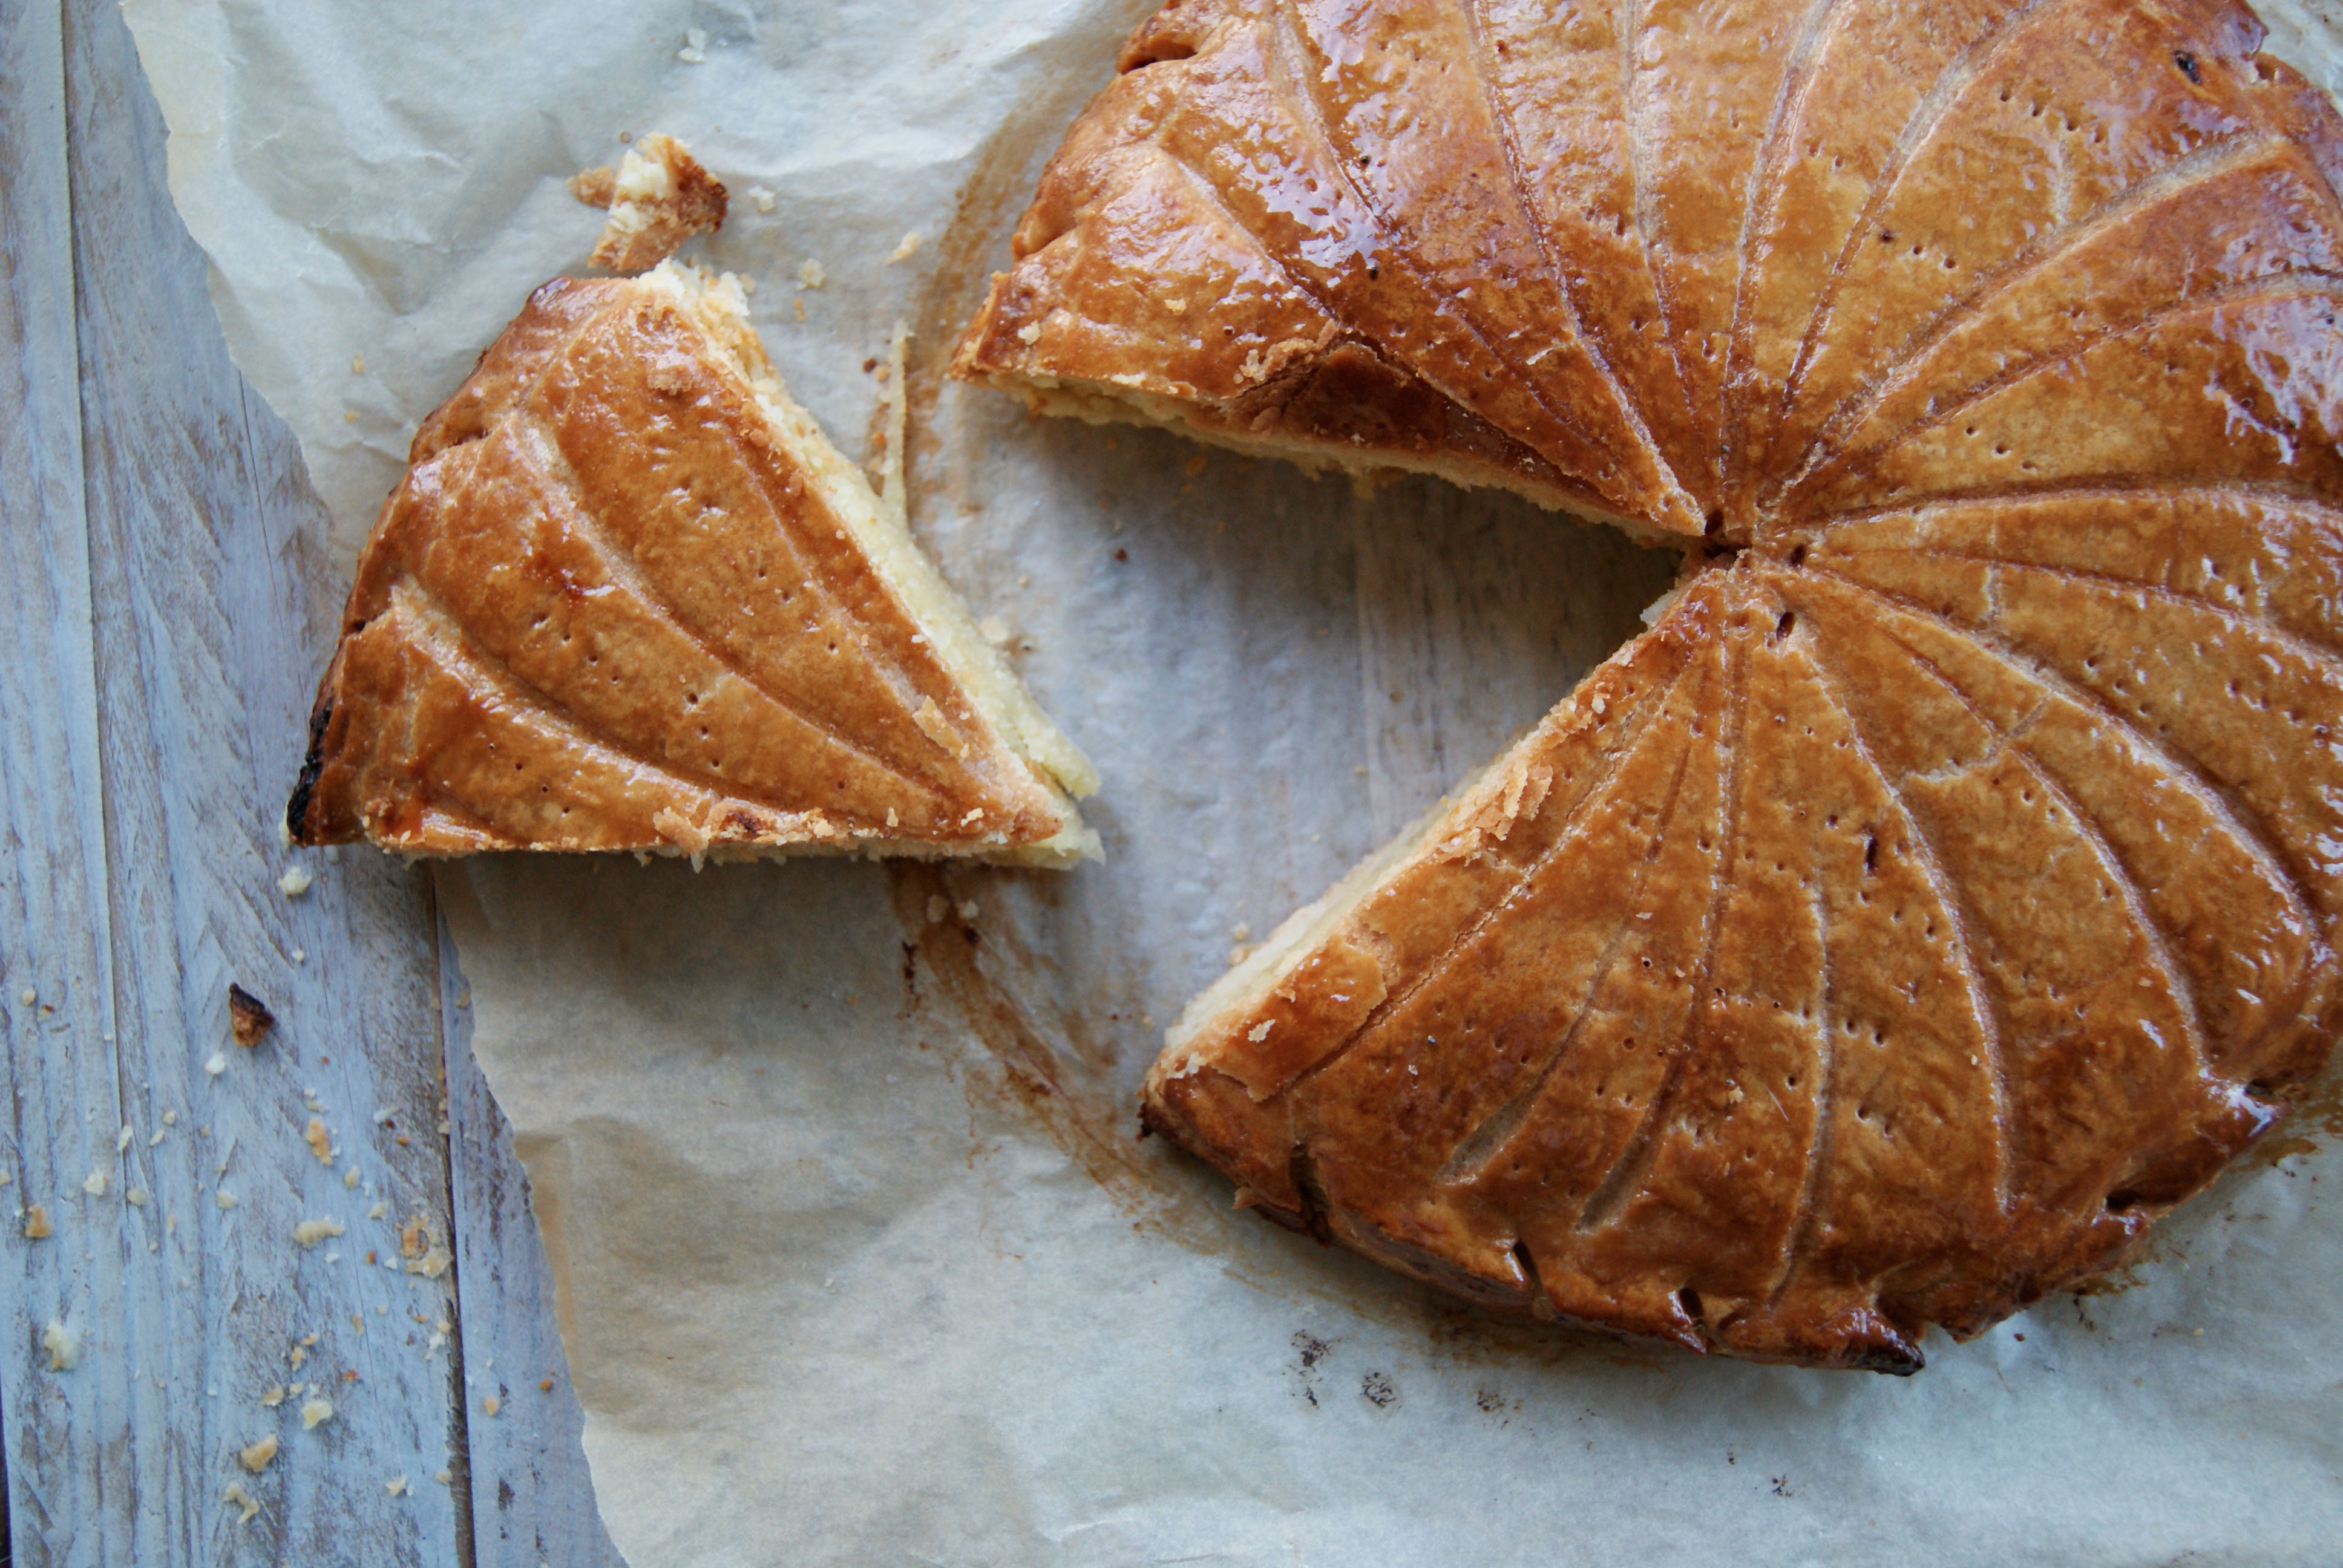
top-left (439, 903), bottom-right (627, 1568)
top-left (0, 0), bottom-right (621, 1561)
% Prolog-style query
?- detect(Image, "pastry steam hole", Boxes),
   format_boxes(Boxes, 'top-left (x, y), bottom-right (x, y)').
top-left (1511, 1237), bottom-right (1547, 1305)
top-left (1119, 37), bottom-right (1199, 71)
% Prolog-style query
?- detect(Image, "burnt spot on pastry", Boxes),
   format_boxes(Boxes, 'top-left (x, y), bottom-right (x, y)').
top-left (284, 694), bottom-right (335, 846)
top-left (227, 984), bottom-right (276, 1048)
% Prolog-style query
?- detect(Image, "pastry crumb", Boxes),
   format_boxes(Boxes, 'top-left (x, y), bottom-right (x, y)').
top-left (238, 1434), bottom-right (279, 1473)
top-left (278, 865), bottom-right (312, 898)
top-left (260, 1383), bottom-right (287, 1408)
top-left (482, 1394), bottom-right (502, 1417)
top-left (205, 1051), bottom-right (228, 1077)
top-left (650, 805), bottom-right (713, 855)
top-left (82, 1169), bottom-right (107, 1198)
top-left (300, 1396), bottom-right (333, 1430)
top-left (746, 185), bottom-right (776, 213)
top-left (580, 133), bottom-right (727, 273)
top-left (912, 697), bottom-right (970, 759)
top-left (304, 1118), bottom-right (333, 1166)
top-left (223, 1481), bottom-right (260, 1524)
top-left (228, 984), bottom-right (275, 1047)
top-left (798, 258), bottom-right (827, 290)
top-left (569, 166), bottom-right (615, 205)
top-left (888, 230), bottom-right (923, 263)
top-left (292, 1217), bottom-right (344, 1248)
top-left (399, 1212), bottom-right (451, 1277)
top-left (677, 25), bottom-right (707, 62)
top-left (42, 1318), bottom-right (77, 1371)
top-left (386, 1474), bottom-right (408, 1496)
top-left (215, 1191), bottom-right (239, 1210)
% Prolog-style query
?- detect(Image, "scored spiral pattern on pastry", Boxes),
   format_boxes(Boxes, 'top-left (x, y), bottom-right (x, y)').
top-left (293, 273), bottom-right (1093, 861)
top-left (957, 0), bottom-right (2343, 1368)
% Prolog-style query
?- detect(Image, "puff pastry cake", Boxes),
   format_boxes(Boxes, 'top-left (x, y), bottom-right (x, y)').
top-left (961, 0), bottom-right (2343, 1368)
top-left (293, 261), bottom-right (1097, 864)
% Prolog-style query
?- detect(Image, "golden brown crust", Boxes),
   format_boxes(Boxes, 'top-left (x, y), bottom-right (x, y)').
top-left (1095, 0), bottom-right (2343, 1368)
top-left (951, 0), bottom-right (1705, 533)
top-left (291, 275), bottom-right (1078, 860)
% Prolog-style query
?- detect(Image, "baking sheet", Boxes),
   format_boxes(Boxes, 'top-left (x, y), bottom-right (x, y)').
top-left (123, 2), bottom-right (2343, 1562)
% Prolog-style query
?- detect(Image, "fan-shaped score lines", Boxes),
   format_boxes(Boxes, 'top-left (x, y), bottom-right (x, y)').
top-left (960, 0), bottom-right (2343, 1365)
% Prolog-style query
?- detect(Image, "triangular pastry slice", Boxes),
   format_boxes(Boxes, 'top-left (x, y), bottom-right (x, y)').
top-left (292, 261), bottom-right (1098, 864)
top-left (972, 0), bottom-right (2343, 1367)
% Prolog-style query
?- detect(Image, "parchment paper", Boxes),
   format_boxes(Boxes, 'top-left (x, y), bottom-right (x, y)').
top-left (124, 2), bottom-right (2343, 1562)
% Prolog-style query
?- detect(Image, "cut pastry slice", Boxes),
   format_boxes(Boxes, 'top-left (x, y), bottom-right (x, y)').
top-left (969, 0), bottom-right (2343, 1368)
top-left (290, 260), bottom-right (1098, 864)
top-left (948, 0), bottom-right (1709, 539)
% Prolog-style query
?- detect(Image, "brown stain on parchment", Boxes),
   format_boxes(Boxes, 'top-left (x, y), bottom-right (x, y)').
top-left (901, 2), bottom-right (1162, 514)
top-left (855, 2), bottom-right (1152, 489)
top-left (883, 861), bottom-right (1216, 1248)
top-left (510, 1131), bottom-right (582, 1355)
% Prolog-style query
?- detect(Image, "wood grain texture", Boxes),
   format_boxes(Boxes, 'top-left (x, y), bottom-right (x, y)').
top-left (438, 901), bottom-right (627, 1568)
top-left (0, 0), bottom-right (613, 1560)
